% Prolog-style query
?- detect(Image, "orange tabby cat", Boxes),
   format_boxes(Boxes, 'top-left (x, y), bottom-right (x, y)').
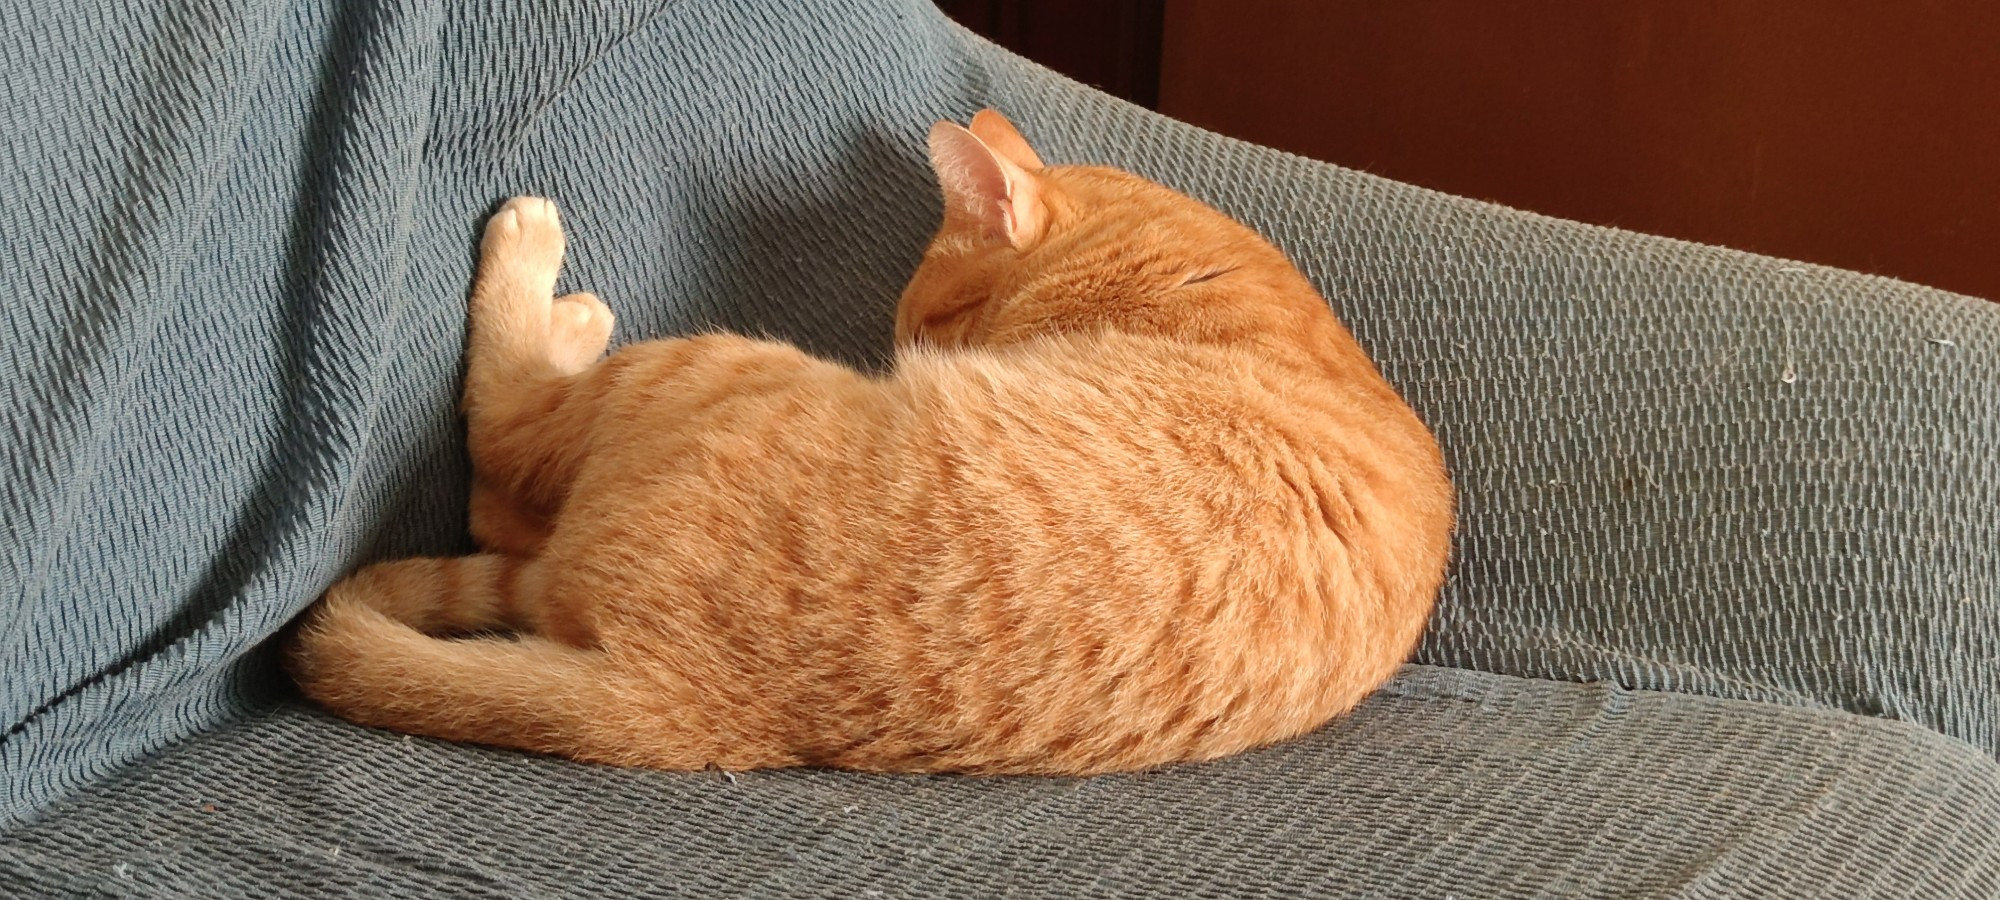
top-left (286, 110), bottom-right (1453, 775)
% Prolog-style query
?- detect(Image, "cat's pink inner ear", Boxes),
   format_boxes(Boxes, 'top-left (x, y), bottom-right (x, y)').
top-left (927, 121), bottom-right (1045, 247)
top-left (969, 109), bottom-right (1045, 170)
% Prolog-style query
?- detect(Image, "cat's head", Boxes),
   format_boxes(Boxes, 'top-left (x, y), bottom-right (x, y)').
top-left (896, 110), bottom-right (1318, 351)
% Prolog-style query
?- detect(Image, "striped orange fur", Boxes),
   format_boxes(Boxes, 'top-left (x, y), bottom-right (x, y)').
top-left (285, 110), bottom-right (1454, 775)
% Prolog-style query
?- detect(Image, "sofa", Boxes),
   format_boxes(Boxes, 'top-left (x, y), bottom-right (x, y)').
top-left (3, 1), bottom-right (1996, 895)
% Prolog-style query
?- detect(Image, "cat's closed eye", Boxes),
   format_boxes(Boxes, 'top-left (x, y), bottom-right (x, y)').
top-left (1180, 266), bottom-right (1236, 287)
top-left (913, 292), bottom-right (988, 342)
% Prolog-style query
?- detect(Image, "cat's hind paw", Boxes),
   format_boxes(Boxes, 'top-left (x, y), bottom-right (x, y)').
top-left (550, 292), bottom-right (615, 374)
top-left (481, 196), bottom-right (566, 288)
top-left (471, 197), bottom-right (613, 375)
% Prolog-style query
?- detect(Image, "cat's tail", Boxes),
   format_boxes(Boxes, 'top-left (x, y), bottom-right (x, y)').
top-left (283, 579), bottom-right (613, 760)
top-left (284, 555), bottom-right (651, 765)
top-left (283, 555), bottom-right (784, 770)
top-left (306, 554), bottom-right (545, 637)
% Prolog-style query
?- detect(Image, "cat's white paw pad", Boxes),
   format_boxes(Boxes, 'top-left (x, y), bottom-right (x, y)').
top-left (481, 196), bottom-right (564, 269)
top-left (488, 208), bottom-right (520, 239)
top-left (553, 302), bottom-right (596, 331)
top-left (505, 196), bottom-right (559, 230)
top-left (549, 292), bottom-right (614, 374)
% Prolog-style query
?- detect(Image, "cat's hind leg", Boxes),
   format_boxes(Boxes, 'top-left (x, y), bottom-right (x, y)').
top-left (463, 197), bottom-right (616, 555)
top-left (468, 197), bottom-right (614, 382)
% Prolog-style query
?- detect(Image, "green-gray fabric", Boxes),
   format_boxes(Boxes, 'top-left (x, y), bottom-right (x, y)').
top-left (6, 668), bottom-right (1998, 898)
top-left (3, 0), bottom-right (1996, 894)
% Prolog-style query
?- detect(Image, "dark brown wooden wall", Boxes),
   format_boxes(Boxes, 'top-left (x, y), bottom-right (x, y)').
top-left (936, 1), bottom-right (1164, 108)
top-left (942, 1), bottom-right (2000, 301)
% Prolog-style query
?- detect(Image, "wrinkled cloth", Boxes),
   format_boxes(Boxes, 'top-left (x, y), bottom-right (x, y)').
top-left (3, 0), bottom-right (1996, 894)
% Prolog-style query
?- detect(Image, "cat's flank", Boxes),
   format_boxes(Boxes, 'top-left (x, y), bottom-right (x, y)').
top-left (287, 111), bottom-right (1453, 775)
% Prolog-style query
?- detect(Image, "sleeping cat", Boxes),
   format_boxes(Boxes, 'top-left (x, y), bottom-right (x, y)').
top-left (286, 110), bottom-right (1453, 775)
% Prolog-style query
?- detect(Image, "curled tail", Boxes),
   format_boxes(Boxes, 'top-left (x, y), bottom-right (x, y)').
top-left (286, 555), bottom-right (633, 764)
top-left (306, 553), bottom-right (540, 636)
top-left (284, 553), bottom-right (772, 769)
top-left (284, 587), bottom-right (612, 761)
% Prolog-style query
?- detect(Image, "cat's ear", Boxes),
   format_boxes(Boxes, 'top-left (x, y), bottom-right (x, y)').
top-left (968, 109), bottom-right (1044, 170)
top-left (927, 121), bottom-right (1047, 248)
